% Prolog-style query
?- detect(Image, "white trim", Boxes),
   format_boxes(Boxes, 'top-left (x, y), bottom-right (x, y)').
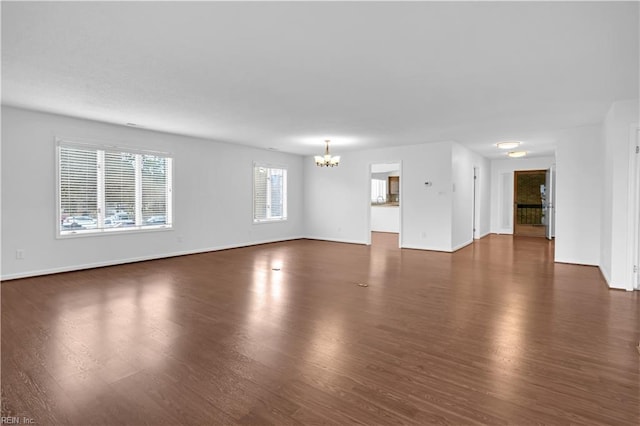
top-left (1, 236), bottom-right (305, 281)
top-left (55, 136), bottom-right (172, 156)
top-left (401, 244), bottom-right (453, 253)
top-left (252, 162), bottom-right (288, 223)
top-left (253, 160), bottom-right (288, 170)
top-left (599, 265), bottom-right (612, 287)
top-left (97, 150), bottom-right (106, 226)
top-left (252, 218), bottom-right (289, 225)
top-left (452, 239), bottom-right (474, 252)
top-left (303, 236), bottom-right (367, 245)
top-left (555, 257), bottom-right (598, 267)
top-left (56, 140), bottom-right (173, 238)
top-left (398, 162), bottom-right (403, 248)
top-left (57, 225), bottom-right (173, 239)
top-left (166, 157), bottom-right (174, 226)
top-left (544, 165), bottom-right (556, 240)
top-left (629, 126), bottom-right (640, 290)
top-left (597, 264), bottom-right (628, 290)
top-left (473, 166), bottom-right (479, 239)
top-left (55, 142), bottom-right (62, 238)
top-left (135, 155), bottom-right (143, 226)
top-left (366, 165), bottom-right (372, 246)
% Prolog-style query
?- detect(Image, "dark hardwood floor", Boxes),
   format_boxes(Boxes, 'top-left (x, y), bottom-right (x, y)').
top-left (2, 234), bottom-right (639, 425)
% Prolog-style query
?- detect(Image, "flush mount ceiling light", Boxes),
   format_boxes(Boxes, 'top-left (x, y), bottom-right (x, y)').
top-left (507, 151), bottom-right (527, 158)
top-left (496, 140), bottom-right (522, 150)
top-left (314, 140), bottom-right (340, 167)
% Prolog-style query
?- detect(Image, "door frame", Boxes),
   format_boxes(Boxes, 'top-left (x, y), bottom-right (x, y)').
top-left (513, 169), bottom-right (547, 237)
top-left (544, 166), bottom-right (555, 240)
top-left (367, 161), bottom-right (403, 248)
top-left (629, 126), bottom-right (640, 290)
top-left (473, 166), bottom-right (479, 239)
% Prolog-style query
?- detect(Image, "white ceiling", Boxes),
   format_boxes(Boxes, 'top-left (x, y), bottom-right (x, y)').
top-left (2, 1), bottom-right (638, 159)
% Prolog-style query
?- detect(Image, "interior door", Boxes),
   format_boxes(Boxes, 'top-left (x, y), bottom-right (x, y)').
top-left (544, 167), bottom-right (554, 240)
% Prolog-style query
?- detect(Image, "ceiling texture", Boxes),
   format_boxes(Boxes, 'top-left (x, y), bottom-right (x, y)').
top-left (2, 1), bottom-right (638, 158)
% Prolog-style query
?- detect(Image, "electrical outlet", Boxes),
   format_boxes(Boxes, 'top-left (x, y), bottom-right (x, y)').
top-left (16, 249), bottom-right (25, 260)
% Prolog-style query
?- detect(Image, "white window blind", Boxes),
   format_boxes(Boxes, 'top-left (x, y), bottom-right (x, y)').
top-left (141, 155), bottom-right (171, 224)
top-left (104, 151), bottom-right (137, 225)
top-left (58, 141), bottom-right (172, 236)
top-left (59, 147), bottom-right (98, 228)
top-left (253, 165), bottom-right (287, 222)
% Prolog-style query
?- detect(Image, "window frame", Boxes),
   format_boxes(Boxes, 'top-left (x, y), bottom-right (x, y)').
top-left (252, 162), bottom-right (288, 224)
top-left (56, 138), bottom-right (173, 238)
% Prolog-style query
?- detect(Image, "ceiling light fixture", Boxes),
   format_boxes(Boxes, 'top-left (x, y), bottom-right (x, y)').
top-left (314, 140), bottom-right (340, 167)
top-left (496, 141), bottom-right (521, 150)
top-left (507, 151), bottom-right (527, 158)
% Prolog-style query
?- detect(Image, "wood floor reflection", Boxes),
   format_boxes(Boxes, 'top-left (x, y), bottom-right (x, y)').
top-left (2, 235), bottom-right (639, 425)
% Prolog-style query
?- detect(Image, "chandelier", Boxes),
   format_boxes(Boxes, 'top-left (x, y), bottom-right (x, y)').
top-left (314, 140), bottom-right (340, 167)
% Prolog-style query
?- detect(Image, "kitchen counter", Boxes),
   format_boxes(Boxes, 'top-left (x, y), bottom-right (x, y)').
top-left (371, 202), bottom-right (399, 207)
top-left (371, 204), bottom-right (400, 232)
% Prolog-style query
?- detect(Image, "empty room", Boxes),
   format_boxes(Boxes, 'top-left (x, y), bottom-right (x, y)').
top-left (2, 1), bottom-right (639, 425)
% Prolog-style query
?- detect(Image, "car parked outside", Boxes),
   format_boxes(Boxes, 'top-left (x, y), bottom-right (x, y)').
top-left (145, 215), bottom-right (166, 225)
top-left (62, 216), bottom-right (97, 229)
top-left (105, 212), bottom-right (135, 227)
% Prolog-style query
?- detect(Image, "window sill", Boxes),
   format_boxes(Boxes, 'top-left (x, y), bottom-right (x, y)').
top-left (252, 219), bottom-right (288, 225)
top-left (57, 225), bottom-right (173, 239)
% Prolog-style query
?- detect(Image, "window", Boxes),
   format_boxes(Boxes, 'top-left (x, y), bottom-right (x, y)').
top-left (58, 140), bottom-right (172, 236)
top-left (253, 164), bottom-right (287, 223)
top-left (371, 179), bottom-right (387, 203)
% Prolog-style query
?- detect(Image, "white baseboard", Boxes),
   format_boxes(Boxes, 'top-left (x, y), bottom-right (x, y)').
top-left (475, 231), bottom-right (491, 239)
top-left (452, 239), bottom-right (474, 252)
top-left (1, 236), bottom-right (305, 281)
top-left (494, 229), bottom-right (514, 235)
top-left (302, 236), bottom-right (367, 245)
top-left (554, 258), bottom-right (598, 267)
top-left (598, 265), bottom-right (611, 287)
top-left (401, 244), bottom-right (452, 253)
top-left (597, 265), bottom-right (636, 291)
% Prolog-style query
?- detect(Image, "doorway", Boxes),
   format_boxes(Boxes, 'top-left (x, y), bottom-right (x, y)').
top-left (369, 162), bottom-right (401, 247)
top-left (513, 170), bottom-right (546, 237)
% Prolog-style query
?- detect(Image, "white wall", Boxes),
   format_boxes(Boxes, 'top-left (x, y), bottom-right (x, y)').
top-left (304, 141), bottom-right (456, 251)
top-left (1, 106), bottom-right (305, 279)
top-left (490, 156), bottom-right (555, 234)
top-left (476, 154), bottom-right (492, 238)
top-left (554, 125), bottom-right (602, 265)
top-left (451, 142), bottom-right (475, 249)
top-left (600, 99), bottom-right (639, 289)
top-left (8, 104), bottom-right (629, 281)
top-left (371, 206), bottom-right (400, 233)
